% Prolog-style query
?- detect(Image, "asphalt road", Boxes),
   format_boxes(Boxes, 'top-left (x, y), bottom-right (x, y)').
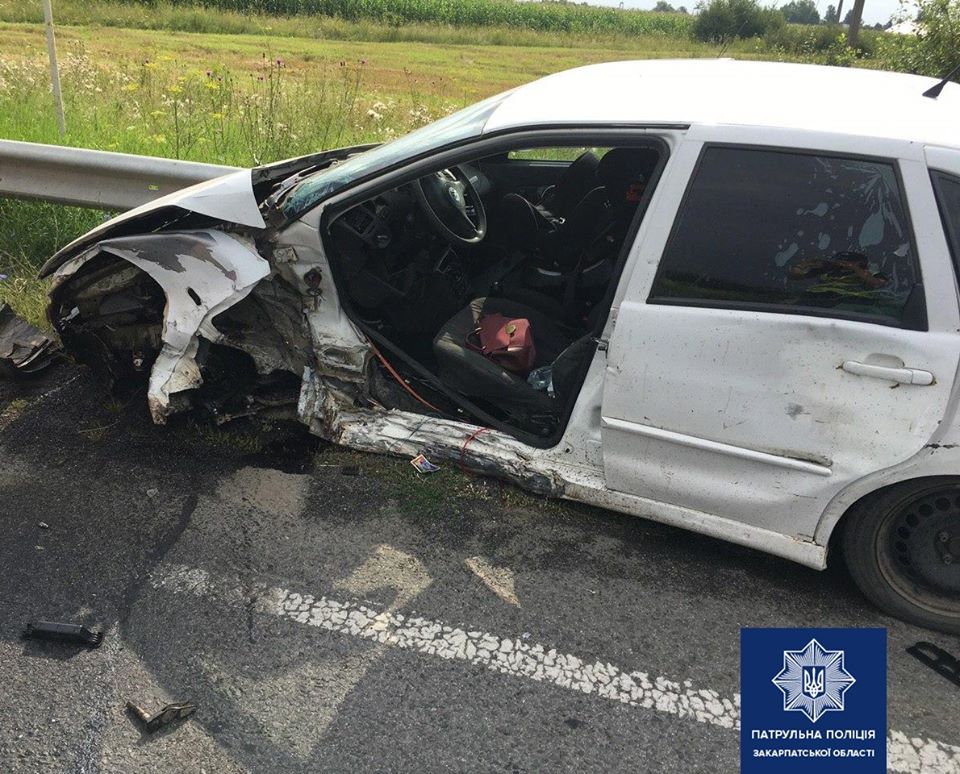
top-left (1, 364), bottom-right (959, 773)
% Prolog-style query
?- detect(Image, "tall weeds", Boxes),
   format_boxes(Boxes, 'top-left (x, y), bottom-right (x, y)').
top-left (0, 45), bottom-right (460, 325)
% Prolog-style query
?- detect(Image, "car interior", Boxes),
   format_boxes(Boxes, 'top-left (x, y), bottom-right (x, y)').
top-left (323, 141), bottom-right (664, 442)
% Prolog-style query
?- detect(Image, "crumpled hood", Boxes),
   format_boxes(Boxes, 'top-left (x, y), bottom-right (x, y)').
top-left (39, 168), bottom-right (263, 278)
top-left (39, 143), bottom-right (378, 279)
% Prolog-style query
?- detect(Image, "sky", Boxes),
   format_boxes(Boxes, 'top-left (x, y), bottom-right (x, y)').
top-left (587, 0), bottom-right (911, 26)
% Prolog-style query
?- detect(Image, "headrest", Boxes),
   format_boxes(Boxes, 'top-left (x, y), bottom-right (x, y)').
top-left (550, 151), bottom-right (601, 217)
top-left (598, 148), bottom-right (660, 206)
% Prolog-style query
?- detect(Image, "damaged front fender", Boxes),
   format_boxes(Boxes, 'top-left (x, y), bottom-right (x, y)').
top-left (50, 229), bottom-right (270, 422)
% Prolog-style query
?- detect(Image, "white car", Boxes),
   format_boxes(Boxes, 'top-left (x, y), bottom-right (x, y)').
top-left (42, 59), bottom-right (960, 633)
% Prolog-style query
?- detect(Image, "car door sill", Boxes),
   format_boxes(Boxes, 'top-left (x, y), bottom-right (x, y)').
top-left (601, 417), bottom-right (833, 477)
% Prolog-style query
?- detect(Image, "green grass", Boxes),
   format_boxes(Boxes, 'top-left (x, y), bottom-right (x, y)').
top-left (179, 419), bottom-right (270, 452)
top-left (0, 397), bottom-right (29, 424)
top-left (0, 201), bottom-right (102, 328)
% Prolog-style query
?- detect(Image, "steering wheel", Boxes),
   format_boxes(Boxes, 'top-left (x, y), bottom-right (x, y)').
top-left (413, 167), bottom-right (487, 245)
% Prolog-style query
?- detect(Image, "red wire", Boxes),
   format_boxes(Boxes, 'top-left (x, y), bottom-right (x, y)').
top-left (459, 426), bottom-right (489, 473)
top-left (366, 342), bottom-right (494, 477)
top-left (368, 341), bottom-right (443, 414)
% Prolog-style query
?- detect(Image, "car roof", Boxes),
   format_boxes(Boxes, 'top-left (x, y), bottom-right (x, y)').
top-left (483, 59), bottom-right (960, 149)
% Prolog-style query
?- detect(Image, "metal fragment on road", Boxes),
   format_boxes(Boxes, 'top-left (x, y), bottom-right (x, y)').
top-left (0, 303), bottom-right (60, 378)
top-left (126, 700), bottom-right (197, 733)
top-left (23, 621), bottom-right (104, 648)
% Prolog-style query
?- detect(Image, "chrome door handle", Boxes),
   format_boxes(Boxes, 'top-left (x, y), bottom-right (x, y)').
top-left (842, 360), bottom-right (935, 386)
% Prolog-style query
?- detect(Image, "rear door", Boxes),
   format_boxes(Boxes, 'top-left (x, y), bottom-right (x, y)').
top-left (600, 139), bottom-right (960, 540)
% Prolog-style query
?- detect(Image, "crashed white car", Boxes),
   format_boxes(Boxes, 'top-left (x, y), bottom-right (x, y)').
top-left (42, 60), bottom-right (960, 633)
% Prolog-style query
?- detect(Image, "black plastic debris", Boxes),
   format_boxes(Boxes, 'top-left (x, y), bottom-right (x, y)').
top-left (126, 701), bottom-right (197, 733)
top-left (0, 303), bottom-right (60, 378)
top-left (906, 641), bottom-right (960, 689)
top-left (23, 621), bottom-right (104, 648)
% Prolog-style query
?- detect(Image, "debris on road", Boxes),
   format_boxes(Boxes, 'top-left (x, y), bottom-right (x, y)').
top-left (126, 700), bottom-right (197, 733)
top-left (410, 453), bottom-right (440, 474)
top-left (23, 621), bottom-right (104, 648)
top-left (0, 304), bottom-right (60, 378)
top-left (907, 642), bottom-right (960, 689)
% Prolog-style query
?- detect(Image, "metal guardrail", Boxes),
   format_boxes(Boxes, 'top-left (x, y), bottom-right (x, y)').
top-left (0, 139), bottom-right (240, 211)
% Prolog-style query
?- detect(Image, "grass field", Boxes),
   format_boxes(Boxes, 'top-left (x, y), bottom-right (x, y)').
top-left (0, 0), bottom-right (696, 45)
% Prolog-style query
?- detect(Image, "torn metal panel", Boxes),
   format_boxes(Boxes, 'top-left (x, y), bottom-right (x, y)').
top-left (211, 276), bottom-right (311, 377)
top-left (40, 170), bottom-right (264, 279)
top-left (269, 218), bottom-right (370, 382)
top-left (170, 170), bottom-right (266, 229)
top-left (297, 367), bottom-right (563, 496)
top-left (52, 230), bottom-right (270, 422)
top-left (0, 304), bottom-right (59, 377)
top-left (126, 701), bottom-right (197, 734)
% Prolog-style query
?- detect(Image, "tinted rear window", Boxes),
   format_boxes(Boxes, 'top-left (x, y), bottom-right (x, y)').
top-left (932, 172), bottom-right (960, 275)
top-left (650, 146), bottom-right (922, 328)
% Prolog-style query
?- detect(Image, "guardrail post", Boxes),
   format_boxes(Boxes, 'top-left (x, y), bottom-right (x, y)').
top-left (41, 0), bottom-right (66, 139)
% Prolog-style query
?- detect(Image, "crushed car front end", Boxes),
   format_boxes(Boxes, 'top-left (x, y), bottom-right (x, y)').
top-left (41, 145), bottom-right (370, 425)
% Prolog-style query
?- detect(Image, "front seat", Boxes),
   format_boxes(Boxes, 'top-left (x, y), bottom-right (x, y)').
top-left (501, 147), bottom-right (660, 279)
top-left (537, 149), bottom-right (601, 220)
top-left (496, 150), bottom-right (602, 255)
top-left (433, 297), bottom-right (571, 414)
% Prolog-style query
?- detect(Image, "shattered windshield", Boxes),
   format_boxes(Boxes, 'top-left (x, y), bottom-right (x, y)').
top-left (282, 91), bottom-right (511, 217)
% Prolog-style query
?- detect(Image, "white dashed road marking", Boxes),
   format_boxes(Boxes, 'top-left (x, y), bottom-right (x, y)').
top-left (150, 562), bottom-right (960, 774)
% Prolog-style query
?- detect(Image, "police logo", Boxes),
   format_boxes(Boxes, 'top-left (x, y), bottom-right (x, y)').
top-left (772, 638), bottom-right (856, 723)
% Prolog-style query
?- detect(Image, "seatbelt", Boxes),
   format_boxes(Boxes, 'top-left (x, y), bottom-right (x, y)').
top-left (561, 218), bottom-right (619, 325)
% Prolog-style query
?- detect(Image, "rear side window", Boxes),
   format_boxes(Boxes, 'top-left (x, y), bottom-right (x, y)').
top-left (932, 172), bottom-right (960, 274)
top-left (649, 146), bottom-right (924, 328)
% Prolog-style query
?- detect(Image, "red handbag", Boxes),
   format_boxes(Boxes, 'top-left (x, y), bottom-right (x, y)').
top-left (466, 313), bottom-right (537, 373)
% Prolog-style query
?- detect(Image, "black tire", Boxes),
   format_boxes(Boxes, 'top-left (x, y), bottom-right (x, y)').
top-left (842, 477), bottom-right (960, 635)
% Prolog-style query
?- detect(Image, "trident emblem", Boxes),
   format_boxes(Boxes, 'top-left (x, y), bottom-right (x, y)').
top-left (802, 666), bottom-right (825, 698)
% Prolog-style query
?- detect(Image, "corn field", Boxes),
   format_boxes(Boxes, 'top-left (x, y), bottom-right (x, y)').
top-left (122, 0), bottom-right (695, 37)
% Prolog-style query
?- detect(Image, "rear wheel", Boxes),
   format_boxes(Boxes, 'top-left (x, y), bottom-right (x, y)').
top-left (842, 478), bottom-right (960, 634)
